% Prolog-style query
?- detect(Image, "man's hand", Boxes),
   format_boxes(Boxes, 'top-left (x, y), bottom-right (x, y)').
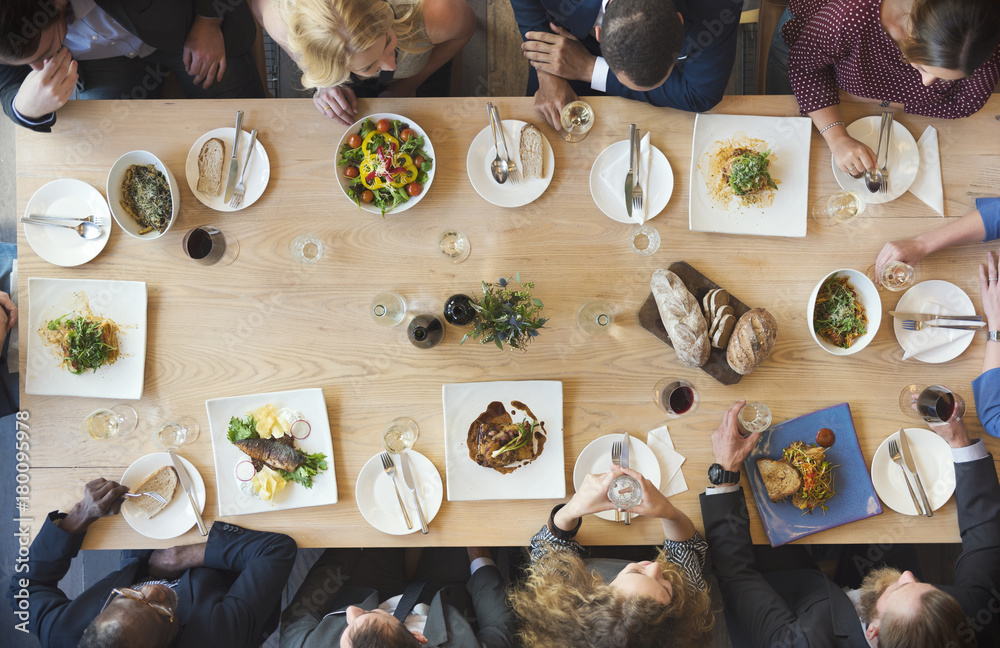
top-left (534, 72), bottom-right (577, 131)
top-left (875, 239), bottom-right (930, 277)
top-left (60, 478), bottom-right (128, 534)
top-left (711, 401), bottom-right (761, 473)
top-left (183, 16), bottom-right (226, 89)
top-left (313, 86), bottom-right (358, 125)
top-left (980, 250), bottom-right (1000, 329)
top-left (827, 130), bottom-right (877, 175)
top-left (930, 417), bottom-right (972, 449)
top-left (522, 24), bottom-right (596, 84)
top-left (149, 543), bottom-right (207, 579)
top-left (12, 47), bottom-right (77, 120)
top-left (0, 291), bottom-right (17, 334)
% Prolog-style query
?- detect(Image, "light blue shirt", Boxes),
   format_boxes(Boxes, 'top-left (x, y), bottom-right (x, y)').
top-left (63, 0), bottom-right (155, 61)
top-left (973, 367), bottom-right (1000, 438)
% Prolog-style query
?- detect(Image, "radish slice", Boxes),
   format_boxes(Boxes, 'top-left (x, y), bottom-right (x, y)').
top-left (235, 461), bottom-right (256, 482)
top-left (290, 419), bottom-right (311, 440)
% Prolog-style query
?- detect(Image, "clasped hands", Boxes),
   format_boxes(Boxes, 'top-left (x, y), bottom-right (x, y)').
top-left (522, 23), bottom-right (595, 131)
top-left (566, 465), bottom-right (668, 519)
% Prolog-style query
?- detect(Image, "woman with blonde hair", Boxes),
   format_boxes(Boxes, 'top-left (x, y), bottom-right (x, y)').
top-left (251, 0), bottom-right (475, 124)
top-left (510, 465), bottom-right (714, 648)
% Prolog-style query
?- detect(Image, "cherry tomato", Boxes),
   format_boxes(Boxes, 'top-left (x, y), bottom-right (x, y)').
top-left (413, 154), bottom-right (425, 168)
top-left (348, 134), bottom-right (362, 148)
top-left (400, 128), bottom-right (416, 142)
top-left (361, 190), bottom-right (375, 203)
top-left (344, 166), bottom-right (359, 179)
top-left (406, 183), bottom-right (422, 196)
top-left (376, 118), bottom-right (391, 133)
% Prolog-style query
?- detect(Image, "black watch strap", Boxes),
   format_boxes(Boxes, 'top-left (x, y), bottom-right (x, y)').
top-left (709, 463), bottom-right (741, 485)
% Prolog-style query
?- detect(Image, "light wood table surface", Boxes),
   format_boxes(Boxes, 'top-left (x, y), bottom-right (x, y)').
top-left (16, 96), bottom-right (1000, 549)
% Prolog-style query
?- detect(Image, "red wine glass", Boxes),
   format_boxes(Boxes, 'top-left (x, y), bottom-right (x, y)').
top-left (653, 378), bottom-right (698, 418)
top-left (898, 384), bottom-right (965, 424)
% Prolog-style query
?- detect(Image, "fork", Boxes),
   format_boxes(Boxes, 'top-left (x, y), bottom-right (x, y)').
top-left (379, 452), bottom-right (412, 530)
top-left (228, 129), bottom-right (258, 209)
top-left (490, 104), bottom-right (519, 186)
top-left (27, 213), bottom-right (94, 223)
top-left (901, 320), bottom-right (984, 332)
top-left (123, 491), bottom-right (168, 504)
top-left (611, 441), bottom-right (622, 523)
top-left (632, 132), bottom-right (644, 217)
top-left (887, 437), bottom-right (924, 515)
top-left (879, 112), bottom-right (893, 194)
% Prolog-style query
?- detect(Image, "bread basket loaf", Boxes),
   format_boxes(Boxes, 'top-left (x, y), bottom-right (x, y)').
top-left (650, 269), bottom-right (710, 368)
top-left (726, 308), bottom-right (778, 375)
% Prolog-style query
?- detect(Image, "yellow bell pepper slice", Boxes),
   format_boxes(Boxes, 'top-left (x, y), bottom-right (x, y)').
top-left (386, 153), bottom-right (418, 188)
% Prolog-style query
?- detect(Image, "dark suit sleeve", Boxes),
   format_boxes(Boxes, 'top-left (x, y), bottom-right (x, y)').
top-left (603, 0), bottom-right (741, 111)
top-left (202, 522), bottom-right (297, 646)
top-left (0, 64), bottom-right (55, 132)
top-left (466, 565), bottom-right (516, 648)
top-left (508, 0), bottom-right (557, 40)
top-left (700, 491), bottom-right (810, 648)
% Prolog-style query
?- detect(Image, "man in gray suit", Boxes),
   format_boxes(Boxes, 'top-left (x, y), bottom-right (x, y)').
top-left (280, 547), bottom-right (515, 648)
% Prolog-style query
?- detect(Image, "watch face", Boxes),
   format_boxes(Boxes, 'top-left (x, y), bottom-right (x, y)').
top-left (708, 463), bottom-right (723, 484)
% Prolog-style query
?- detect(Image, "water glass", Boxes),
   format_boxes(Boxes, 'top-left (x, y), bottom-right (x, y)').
top-left (154, 417), bottom-right (201, 449)
top-left (559, 100), bottom-right (594, 142)
top-left (811, 191), bottom-right (866, 227)
top-left (183, 226), bottom-right (239, 266)
top-left (652, 378), bottom-right (698, 418)
top-left (630, 224), bottom-right (660, 256)
top-left (382, 417), bottom-right (419, 453)
top-left (439, 230), bottom-right (471, 263)
top-left (291, 234), bottom-right (323, 264)
top-left (738, 401), bottom-right (772, 436)
top-left (370, 292), bottom-right (407, 327)
top-left (899, 384), bottom-right (965, 424)
top-left (607, 473), bottom-right (642, 510)
top-left (82, 405), bottom-right (137, 440)
top-left (577, 302), bottom-right (613, 336)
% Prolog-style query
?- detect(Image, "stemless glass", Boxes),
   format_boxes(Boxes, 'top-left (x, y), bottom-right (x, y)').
top-left (370, 292), bottom-right (407, 327)
top-left (738, 401), bottom-right (772, 436)
top-left (559, 100), bottom-right (594, 142)
top-left (899, 384), bottom-right (966, 424)
top-left (607, 473), bottom-right (643, 510)
top-left (811, 191), bottom-right (866, 227)
top-left (577, 302), bottom-right (613, 336)
top-left (154, 417), bottom-right (201, 449)
top-left (866, 262), bottom-right (915, 292)
top-left (183, 226), bottom-right (239, 266)
top-left (653, 378), bottom-right (699, 418)
top-left (438, 230), bottom-right (471, 263)
top-left (630, 224), bottom-right (660, 256)
top-left (382, 417), bottom-right (419, 453)
top-left (291, 234), bottom-right (323, 264)
top-left (82, 405), bottom-right (137, 440)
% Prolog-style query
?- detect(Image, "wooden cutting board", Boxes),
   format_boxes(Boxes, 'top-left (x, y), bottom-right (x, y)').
top-left (638, 261), bottom-right (750, 385)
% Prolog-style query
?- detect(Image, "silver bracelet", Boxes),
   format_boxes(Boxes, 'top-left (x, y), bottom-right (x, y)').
top-left (819, 121), bottom-right (845, 135)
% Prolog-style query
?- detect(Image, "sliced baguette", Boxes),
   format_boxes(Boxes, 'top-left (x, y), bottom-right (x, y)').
top-left (197, 138), bottom-right (225, 196)
top-left (131, 466), bottom-right (177, 518)
top-left (519, 124), bottom-right (543, 179)
top-left (756, 458), bottom-right (802, 503)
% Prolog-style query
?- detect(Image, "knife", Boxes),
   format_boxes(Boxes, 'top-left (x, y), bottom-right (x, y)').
top-left (889, 311), bottom-right (982, 322)
top-left (620, 431), bottom-right (631, 525)
top-left (167, 449), bottom-right (208, 535)
top-left (899, 430), bottom-right (933, 518)
top-left (624, 124), bottom-right (636, 219)
top-left (399, 453), bottom-right (428, 534)
top-left (224, 110), bottom-right (244, 203)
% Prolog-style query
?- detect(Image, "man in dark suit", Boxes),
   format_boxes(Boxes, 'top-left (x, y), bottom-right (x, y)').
top-left (0, 0), bottom-right (261, 132)
top-left (280, 547), bottom-right (515, 648)
top-left (7, 477), bottom-right (297, 648)
top-left (700, 401), bottom-right (1000, 648)
top-left (510, 0), bottom-right (742, 129)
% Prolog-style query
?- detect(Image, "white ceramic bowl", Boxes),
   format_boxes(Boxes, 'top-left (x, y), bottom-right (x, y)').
top-left (335, 113), bottom-right (435, 216)
top-left (807, 268), bottom-right (881, 356)
top-left (106, 150), bottom-right (179, 239)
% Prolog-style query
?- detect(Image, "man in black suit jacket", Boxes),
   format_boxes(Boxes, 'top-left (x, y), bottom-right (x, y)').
top-left (7, 477), bottom-right (297, 648)
top-left (0, 0), bottom-right (260, 132)
top-left (701, 401), bottom-right (1000, 648)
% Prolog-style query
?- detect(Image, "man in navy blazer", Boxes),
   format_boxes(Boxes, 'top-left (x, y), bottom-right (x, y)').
top-left (510, 0), bottom-right (742, 129)
top-left (8, 478), bottom-right (297, 648)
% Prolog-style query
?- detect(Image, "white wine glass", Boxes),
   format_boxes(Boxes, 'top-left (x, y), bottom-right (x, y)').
top-left (559, 100), bottom-right (594, 143)
top-left (82, 405), bottom-right (137, 440)
top-left (439, 230), bottom-right (471, 263)
top-left (811, 191), bottom-right (866, 227)
top-left (866, 261), bottom-right (915, 292)
top-left (154, 417), bottom-right (201, 449)
top-left (382, 417), bottom-right (419, 453)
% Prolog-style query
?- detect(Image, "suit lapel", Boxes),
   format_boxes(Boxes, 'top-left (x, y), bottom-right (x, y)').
top-left (422, 588), bottom-right (451, 646)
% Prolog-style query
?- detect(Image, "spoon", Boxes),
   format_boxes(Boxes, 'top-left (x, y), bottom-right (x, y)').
top-left (486, 102), bottom-right (508, 184)
top-left (27, 213), bottom-right (95, 223)
top-left (20, 216), bottom-right (103, 239)
top-left (864, 166), bottom-right (882, 193)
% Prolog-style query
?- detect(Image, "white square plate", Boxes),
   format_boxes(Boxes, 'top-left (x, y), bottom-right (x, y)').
top-left (206, 387), bottom-right (337, 516)
top-left (689, 113), bottom-right (812, 237)
top-left (442, 380), bottom-right (564, 501)
top-left (26, 277), bottom-right (147, 398)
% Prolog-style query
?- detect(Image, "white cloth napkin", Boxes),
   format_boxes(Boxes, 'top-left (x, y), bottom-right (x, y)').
top-left (647, 425), bottom-right (688, 498)
top-left (598, 132), bottom-right (651, 223)
top-left (900, 298), bottom-right (976, 360)
top-left (907, 126), bottom-right (944, 216)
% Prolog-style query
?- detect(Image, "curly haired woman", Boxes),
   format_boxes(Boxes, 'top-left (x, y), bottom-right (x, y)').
top-left (252, 0), bottom-right (474, 124)
top-left (510, 466), bottom-right (714, 648)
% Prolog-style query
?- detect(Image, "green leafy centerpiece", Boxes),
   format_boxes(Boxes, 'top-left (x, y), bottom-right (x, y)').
top-left (461, 273), bottom-right (546, 351)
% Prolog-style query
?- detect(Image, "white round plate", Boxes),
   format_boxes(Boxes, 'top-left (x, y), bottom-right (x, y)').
top-left (120, 452), bottom-right (206, 540)
top-left (356, 451), bottom-right (442, 535)
top-left (573, 434), bottom-right (661, 521)
top-left (466, 119), bottom-right (555, 208)
top-left (832, 116), bottom-right (918, 204)
top-left (871, 428), bottom-right (955, 515)
top-left (334, 113), bottom-right (436, 216)
top-left (107, 150), bottom-right (180, 239)
top-left (23, 179), bottom-right (112, 267)
top-left (185, 128), bottom-right (270, 211)
top-left (892, 280), bottom-right (976, 363)
top-left (589, 140), bottom-right (673, 223)
top-left (807, 268), bottom-right (882, 356)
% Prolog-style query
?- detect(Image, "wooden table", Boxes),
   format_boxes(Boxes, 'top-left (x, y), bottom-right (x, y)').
top-left (16, 96), bottom-right (1000, 548)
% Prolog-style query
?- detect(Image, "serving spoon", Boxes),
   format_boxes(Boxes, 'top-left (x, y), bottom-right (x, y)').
top-left (20, 216), bottom-right (103, 239)
top-left (486, 102), bottom-right (508, 184)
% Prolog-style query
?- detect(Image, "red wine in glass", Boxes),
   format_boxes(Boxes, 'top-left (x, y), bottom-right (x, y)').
top-left (916, 386), bottom-right (961, 424)
top-left (653, 378), bottom-right (699, 418)
top-left (669, 386), bottom-right (695, 414)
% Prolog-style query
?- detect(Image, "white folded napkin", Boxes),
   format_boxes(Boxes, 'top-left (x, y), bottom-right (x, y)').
top-left (907, 126), bottom-right (944, 216)
top-left (900, 298), bottom-right (976, 360)
top-left (598, 132), bottom-right (651, 223)
top-left (647, 425), bottom-right (688, 498)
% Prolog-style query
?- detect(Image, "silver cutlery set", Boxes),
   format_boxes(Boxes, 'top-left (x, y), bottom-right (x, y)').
top-left (381, 451), bottom-right (429, 534)
top-left (168, 448), bottom-right (208, 535)
top-left (888, 429), bottom-right (933, 517)
top-left (624, 124), bottom-right (643, 219)
top-left (20, 213), bottom-right (103, 238)
top-left (889, 310), bottom-right (984, 332)
top-left (226, 110), bottom-right (258, 209)
top-left (610, 431), bottom-right (632, 525)
top-left (486, 102), bottom-right (520, 186)
top-left (864, 110), bottom-right (893, 194)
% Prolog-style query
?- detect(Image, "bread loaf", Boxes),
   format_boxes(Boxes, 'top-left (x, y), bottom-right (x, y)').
top-left (650, 269), bottom-right (710, 367)
top-left (519, 124), bottom-right (543, 179)
top-left (726, 308), bottom-right (778, 375)
top-left (197, 138), bottom-right (225, 195)
top-left (131, 466), bottom-right (177, 518)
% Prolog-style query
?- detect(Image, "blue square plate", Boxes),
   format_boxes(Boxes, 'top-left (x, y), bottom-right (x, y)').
top-left (746, 403), bottom-right (882, 546)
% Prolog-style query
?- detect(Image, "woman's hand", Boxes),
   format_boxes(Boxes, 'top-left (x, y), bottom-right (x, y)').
top-left (563, 470), bottom-right (617, 518)
top-left (980, 249), bottom-right (1000, 328)
top-left (313, 86), bottom-right (358, 125)
top-left (616, 466), bottom-right (672, 518)
top-left (875, 239), bottom-right (930, 276)
top-left (827, 130), bottom-right (877, 175)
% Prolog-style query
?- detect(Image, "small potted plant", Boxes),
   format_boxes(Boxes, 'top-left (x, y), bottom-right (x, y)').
top-left (461, 273), bottom-right (547, 351)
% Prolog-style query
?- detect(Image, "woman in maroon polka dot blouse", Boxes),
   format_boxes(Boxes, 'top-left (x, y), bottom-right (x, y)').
top-left (784, 0), bottom-right (1000, 175)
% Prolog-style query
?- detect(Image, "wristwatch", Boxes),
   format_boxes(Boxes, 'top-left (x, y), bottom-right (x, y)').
top-left (708, 463), bottom-right (741, 485)
top-left (989, 331), bottom-right (1000, 342)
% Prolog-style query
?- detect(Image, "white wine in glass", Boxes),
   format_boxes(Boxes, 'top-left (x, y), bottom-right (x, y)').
top-left (560, 100), bottom-right (594, 142)
top-left (382, 417), bottom-right (419, 453)
top-left (82, 405), bottom-right (137, 440)
top-left (811, 191), bottom-right (866, 226)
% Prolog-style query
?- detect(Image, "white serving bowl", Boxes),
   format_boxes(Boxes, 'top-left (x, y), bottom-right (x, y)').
top-left (807, 268), bottom-right (881, 356)
top-left (106, 150), bottom-right (179, 239)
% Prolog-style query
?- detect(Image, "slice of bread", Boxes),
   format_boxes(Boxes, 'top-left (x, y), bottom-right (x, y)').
top-left (756, 458), bottom-right (802, 503)
top-left (197, 138), bottom-right (225, 195)
top-left (712, 313), bottom-right (736, 349)
top-left (519, 124), bottom-right (543, 179)
top-left (131, 466), bottom-right (177, 518)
